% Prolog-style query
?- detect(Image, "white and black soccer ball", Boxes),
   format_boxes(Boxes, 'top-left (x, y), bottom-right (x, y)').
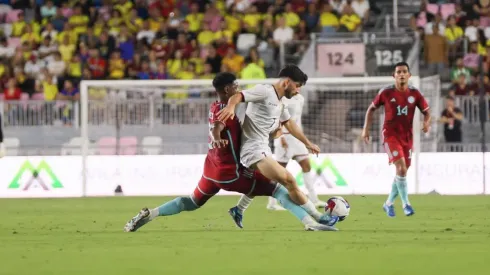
top-left (325, 196), bottom-right (350, 222)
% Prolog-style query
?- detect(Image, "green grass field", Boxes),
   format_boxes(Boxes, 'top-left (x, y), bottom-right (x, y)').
top-left (0, 195), bottom-right (489, 275)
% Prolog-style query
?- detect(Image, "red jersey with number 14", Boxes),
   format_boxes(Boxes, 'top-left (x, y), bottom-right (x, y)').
top-left (371, 85), bottom-right (429, 144)
top-left (202, 101), bottom-right (242, 183)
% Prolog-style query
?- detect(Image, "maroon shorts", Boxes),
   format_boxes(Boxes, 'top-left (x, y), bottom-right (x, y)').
top-left (383, 136), bottom-right (412, 168)
top-left (192, 169), bottom-right (278, 205)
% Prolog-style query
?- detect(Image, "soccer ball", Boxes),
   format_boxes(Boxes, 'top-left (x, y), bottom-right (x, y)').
top-left (325, 196), bottom-right (350, 222)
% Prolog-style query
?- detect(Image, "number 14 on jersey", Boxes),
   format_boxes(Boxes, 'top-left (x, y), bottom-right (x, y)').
top-left (396, 105), bottom-right (408, 116)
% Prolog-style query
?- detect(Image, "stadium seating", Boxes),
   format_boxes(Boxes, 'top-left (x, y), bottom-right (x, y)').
top-left (0, 0), bottom-right (488, 155)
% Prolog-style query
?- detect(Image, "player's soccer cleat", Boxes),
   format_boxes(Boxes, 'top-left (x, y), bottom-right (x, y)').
top-left (304, 222), bottom-right (338, 231)
top-left (383, 203), bottom-right (396, 217)
top-left (318, 214), bottom-right (339, 226)
top-left (228, 206), bottom-right (244, 229)
top-left (124, 208), bottom-right (151, 232)
top-left (403, 205), bottom-right (415, 216)
top-left (266, 203), bottom-right (286, 211)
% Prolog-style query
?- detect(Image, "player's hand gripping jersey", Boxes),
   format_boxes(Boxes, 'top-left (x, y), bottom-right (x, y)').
top-left (371, 85), bottom-right (429, 167)
top-left (203, 101), bottom-right (242, 183)
top-left (239, 84), bottom-right (291, 168)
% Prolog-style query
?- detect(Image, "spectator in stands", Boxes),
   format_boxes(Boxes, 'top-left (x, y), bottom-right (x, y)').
top-left (222, 47), bottom-right (244, 74)
top-left (463, 42), bottom-right (480, 72)
top-left (38, 37), bottom-right (57, 63)
top-left (339, 4), bottom-right (361, 32)
top-left (424, 25), bottom-right (448, 76)
top-left (351, 0), bottom-right (370, 23)
top-left (108, 50), bottom-right (126, 79)
top-left (273, 17), bottom-right (294, 45)
top-left (464, 18), bottom-right (480, 42)
top-left (449, 74), bottom-right (474, 96)
top-left (440, 96), bottom-right (463, 150)
top-left (24, 54), bottom-right (43, 79)
top-left (425, 13), bottom-right (445, 36)
top-left (410, 1), bottom-right (434, 35)
top-left (303, 2), bottom-right (319, 31)
top-left (3, 78), bottom-right (21, 101)
top-left (241, 56), bottom-right (266, 86)
top-left (152, 61), bottom-right (169, 80)
top-left (330, 0), bottom-right (346, 15)
top-left (58, 80), bottom-right (79, 125)
top-left (319, 3), bottom-right (339, 34)
top-left (451, 57), bottom-right (472, 84)
top-left (138, 61), bottom-right (152, 80)
top-left (445, 15), bottom-right (464, 62)
top-left (41, 0), bottom-right (57, 18)
top-left (47, 52), bottom-right (66, 78)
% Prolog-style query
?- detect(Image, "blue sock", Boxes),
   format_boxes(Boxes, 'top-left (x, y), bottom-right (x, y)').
top-left (273, 186), bottom-right (309, 222)
top-left (386, 180), bottom-right (399, 205)
top-left (157, 196), bottom-right (200, 216)
top-left (394, 176), bottom-right (410, 207)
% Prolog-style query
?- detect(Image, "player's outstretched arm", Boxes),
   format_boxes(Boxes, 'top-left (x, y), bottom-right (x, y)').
top-left (217, 93), bottom-right (244, 122)
top-left (283, 120), bottom-right (320, 155)
top-left (362, 104), bottom-right (376, 144)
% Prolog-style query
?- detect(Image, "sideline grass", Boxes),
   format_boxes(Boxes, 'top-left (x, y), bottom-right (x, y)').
top-left (0, 195), bottom-right (489, 275)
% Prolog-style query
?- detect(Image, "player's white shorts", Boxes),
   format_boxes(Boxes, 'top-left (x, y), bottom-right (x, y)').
top-left (240, 141), bottom-right (272, 168)
top-left (274, 134), bottom-right (309, 163)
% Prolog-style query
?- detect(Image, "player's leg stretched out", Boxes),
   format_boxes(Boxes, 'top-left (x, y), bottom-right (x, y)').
top-left (268, 157), bottom-right (325, 210)
top-left (123, 177), bottom-right (215, 232)
top-left (228, 171), bottom-right (338, 231)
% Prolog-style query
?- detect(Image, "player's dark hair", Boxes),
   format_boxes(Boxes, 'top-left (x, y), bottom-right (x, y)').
top-left (212, 72), bottom-right (236, 92)
top-left (278, 64), bottom-right (308, 85)
top-left (393, 62), bottom-right (410, 72)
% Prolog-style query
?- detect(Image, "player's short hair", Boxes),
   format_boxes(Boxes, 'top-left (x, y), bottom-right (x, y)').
top-left (212, 72), bottom-right (237, 92)
top-left (278, 64), bottom-right (308, 85)
top-left (393, 62), bottom-right (410, 72)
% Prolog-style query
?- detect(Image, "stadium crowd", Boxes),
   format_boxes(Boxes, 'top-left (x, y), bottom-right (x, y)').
top-left (0, 0), bottom-right (376, 104)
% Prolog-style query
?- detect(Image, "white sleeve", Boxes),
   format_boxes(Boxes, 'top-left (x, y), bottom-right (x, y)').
top-left (240, 84), bottom-right (271, 102)
top-left (280, 105), bottom-right (291, 123)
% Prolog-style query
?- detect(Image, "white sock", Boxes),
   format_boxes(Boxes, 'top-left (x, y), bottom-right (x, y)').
top-left (267, 196), bottom-right (278, 206)
top-left (237, 195), bottom-right (254, 213)
top-left (149, 208), bottom-right (159, 220)
top-left (300, 200), bottom-right (323, 221)
top-left (303, 170), bottom-right (319, 202)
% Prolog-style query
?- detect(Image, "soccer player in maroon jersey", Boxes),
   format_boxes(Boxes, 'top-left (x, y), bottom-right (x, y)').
top-left (123, 73), bottom-right (337, 232)
top-left (361, 62), bottom-right (431, 217)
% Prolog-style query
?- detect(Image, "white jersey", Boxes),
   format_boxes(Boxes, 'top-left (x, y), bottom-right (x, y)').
top-left (239, 84), bottom-right (291, 168)
top-left (280, 93), bottom-right (304, 133)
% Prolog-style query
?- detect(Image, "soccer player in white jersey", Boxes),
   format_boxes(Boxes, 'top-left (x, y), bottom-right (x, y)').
top-left (266, 93), bottom-right (326, 210)
top-left (218, 65), bottom-right (334, 228)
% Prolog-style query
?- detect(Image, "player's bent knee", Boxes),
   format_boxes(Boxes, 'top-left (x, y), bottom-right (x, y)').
top-left (186, 195), bottom-right (203, 210)
top-left (298, 158), bottom-right (311, 173)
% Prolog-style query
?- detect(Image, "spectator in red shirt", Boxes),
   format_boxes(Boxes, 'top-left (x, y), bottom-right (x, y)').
top-left (449, 74), bottom-right (474, 97)
top-left (87, 48), bottom-right (107, 79)
top-left (175, 33), bottom-right (193, 58)
top-left (150, 0), bottom-right (174, 17)
top-left (3, 78), bottom-right (22, 100)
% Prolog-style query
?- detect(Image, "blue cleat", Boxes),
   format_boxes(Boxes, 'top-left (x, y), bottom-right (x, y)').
top-left (319, 214), bottom-right (339, 226)
top-left (228, 206), bottom-right (244, 229)
top-left (383, 203), bottom-right (396, 217)
top-left (403, 205), bottom-right (415, 216)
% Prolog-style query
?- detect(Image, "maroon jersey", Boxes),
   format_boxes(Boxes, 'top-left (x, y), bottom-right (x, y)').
top-left (202, 101), bottom-right (241, 183)
top-left (371, 85), bottom-right (430, 143)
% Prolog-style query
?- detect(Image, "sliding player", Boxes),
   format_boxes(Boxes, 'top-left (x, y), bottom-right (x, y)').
top-left (123, 72), bottom-right (337, 232)
top-left (218, 65), bottom-right (328, 227)
top-left (362, 62), bottom-right (431, 217)
top-left (269, 93), bottom-right (326, 210)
